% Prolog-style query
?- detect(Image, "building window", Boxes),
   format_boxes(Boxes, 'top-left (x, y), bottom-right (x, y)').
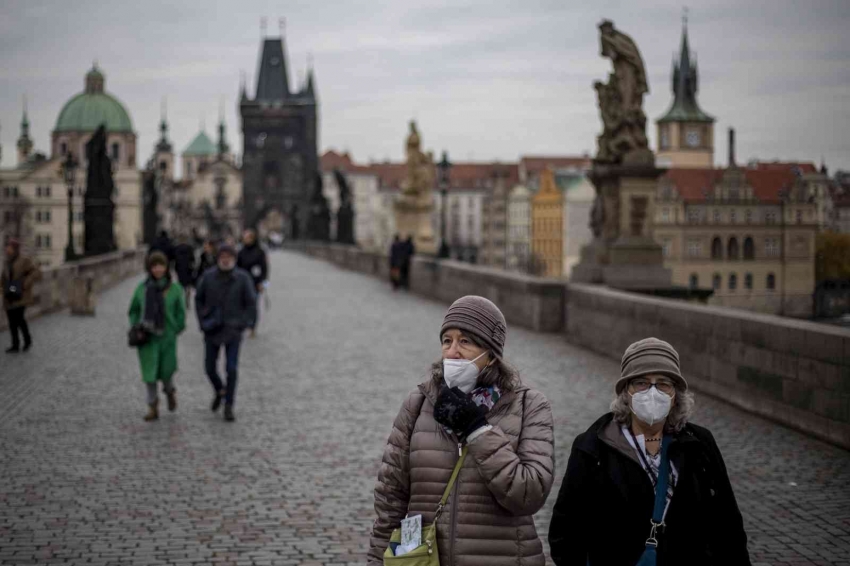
top-left (713, 273), bottom-right (722, 290)
top-left (743, 237), bottom-right (755, 260)
top-left (660, 129), bottom-right (670, 149)
top-left (729, 272), bottom-right (737, 291)
top-left (687, 209), bottom-right (701, 224)
top-left (661, 208), bottom-right (670, 223)
top-left (35, 234), bottom-right (52, 249)
top-left (765, 237), bottom-right (779, 257)
top-left (661, 238), bottom-right (672, 258)
top-left (12, 186), bottom-right (18, 198)
top-left (745, 209), bottom-right (753, 223)
top-left (711, 237), bottom-right (723, 260)
top-left (745, 273), bottom-right (753, 290)
top-left (767, 273), bottom-right (776, 290)
top-left (796, 210), bottom-right (803, 224)
top-left (689, 274), bottom-right (699, 289)
top-left (713, 209), bottom-right (721, 224)
top-left (729, 210), bottom-right (737, 224)
top-left (111, 143), bottom-right (120, 161)
top-left (61, 142), bottom-right (67, 155)
top-left (44, 186), bottom-right (51, 198)
top-left (727, 237), bottom-right (740, 260)
top-left (687, 239), bottom-right (703, 258)
top-left (765, 210), bottom-right (777, 225)
top-left (36, 186), bottom-right (42, 198)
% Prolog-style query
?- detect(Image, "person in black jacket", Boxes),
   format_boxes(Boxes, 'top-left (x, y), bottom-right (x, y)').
top-left (548, 337), bottom-right (750, 566)
top-left (236, 229), bottom-right (268, 338)
top-left (172, 235), bottom-right (196, 309)
top-left (195, 239), bottom-right (217, 283)
top-left (195, 244), bottom-right (256, 422)
top-left (149, 230), bottom-right (175, 263)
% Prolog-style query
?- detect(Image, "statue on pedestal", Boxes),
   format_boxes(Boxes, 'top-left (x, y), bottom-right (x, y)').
top-left (334, 169), bottom-right (355, 245)
top-left (306, 171), bottom-right (330, 241)
top-left (393, 121), bottom-right (437, 254)
top-left (83, 125), bottom-right (117, 256)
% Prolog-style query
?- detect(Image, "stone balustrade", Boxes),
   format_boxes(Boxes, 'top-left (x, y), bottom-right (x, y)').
top-left (295, 241), bottom-right (850, 449)
top-left (1, 249), bottom-right (146, 332)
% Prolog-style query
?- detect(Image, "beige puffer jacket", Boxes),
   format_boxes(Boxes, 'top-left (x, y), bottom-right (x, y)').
top-left (368, 372), bottom-right (555, 566)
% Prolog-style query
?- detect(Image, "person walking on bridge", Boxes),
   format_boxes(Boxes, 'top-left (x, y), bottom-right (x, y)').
top-left (173, 234), bottom-right (196, 310)
top-left (548, 337), bottom-right (750, 566)
top-left (236, 229), bottom-right (268, 338)
top-left (195, 243), bottom-right (256, 422)
top-left (368, 295), bottom-right (555, 565)
top-left (128, 252), bottom-right (186, 421)
top-left (2, 238), bottom-right (41, 353)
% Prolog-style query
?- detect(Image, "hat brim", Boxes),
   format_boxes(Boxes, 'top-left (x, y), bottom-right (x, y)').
top-left (616, 370), bottom-right (688, 394)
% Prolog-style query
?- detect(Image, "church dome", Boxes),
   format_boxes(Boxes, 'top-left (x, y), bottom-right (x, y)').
top-left (54, 65), bottom-right (134, 133)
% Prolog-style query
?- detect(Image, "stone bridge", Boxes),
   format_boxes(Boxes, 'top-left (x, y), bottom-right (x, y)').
top-left (1, 250), bottom-right (848, 566)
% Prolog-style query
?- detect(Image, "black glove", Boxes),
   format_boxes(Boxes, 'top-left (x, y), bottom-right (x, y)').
top-left (433, 386), bottom-right (488, 442)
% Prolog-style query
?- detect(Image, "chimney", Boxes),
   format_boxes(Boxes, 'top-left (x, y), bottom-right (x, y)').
top-left (728, 127), bottom-right (736, 167)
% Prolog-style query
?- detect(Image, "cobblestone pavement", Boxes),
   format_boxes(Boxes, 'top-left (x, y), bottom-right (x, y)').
top-left (1, 250), bottom-right (849, 566)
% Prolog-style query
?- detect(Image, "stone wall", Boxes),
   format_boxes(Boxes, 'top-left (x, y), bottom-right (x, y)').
top-left (0, 249), bottom-right (146, 332)
top-left (294, 241), bottom-right (850, 449)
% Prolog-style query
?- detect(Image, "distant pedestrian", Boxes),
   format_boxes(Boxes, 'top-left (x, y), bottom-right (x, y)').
top-left (548, 338), bottom-right (750, 566)
top-left (173, 235), bottom-right (196, 309)
top-left (195, 243), bottom-right (256, 422)
top-left (237, 229), bottom-right (268, 338)
top-left (400, 235), bottom-right (415, 289)
top-left (368, 296), bottom-right (555, 565)
top-left (149, 230), bottom-right (175, 263)
top-left (2, 238), bottom-right (41, 353)
top-left (127, 252), bottom-right (186, 421)
top-left (388, 234), bottom-right (403, 290)
top-left (195, 239), bottom-right (217, 282)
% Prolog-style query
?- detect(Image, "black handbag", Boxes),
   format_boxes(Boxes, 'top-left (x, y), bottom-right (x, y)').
top-left (4, 279), bottom-right (23, 302)
top-left (127, 323), bottom-right (151, 347)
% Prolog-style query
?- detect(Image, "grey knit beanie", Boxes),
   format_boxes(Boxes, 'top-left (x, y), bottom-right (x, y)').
top-left (616, 337), bottom-right (688, 394)
top-left (440, 296), bottom-right (507, 358)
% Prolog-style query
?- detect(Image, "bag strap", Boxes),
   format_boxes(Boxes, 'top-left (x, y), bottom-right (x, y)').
top-left (645, 435), bottom-right (672, 548)
top-left (434, 447), bottom-right (468, 520)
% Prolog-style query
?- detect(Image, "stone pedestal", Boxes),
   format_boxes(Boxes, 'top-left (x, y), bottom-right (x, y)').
top-left (394, 194), bottom-right (437, 255)
top-left (69, 275), bottom-right (96, 316)
top-left (571, 161), bottom-right (671, 290)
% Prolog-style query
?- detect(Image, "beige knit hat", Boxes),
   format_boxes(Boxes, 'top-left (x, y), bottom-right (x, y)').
top-left (616, 337), bottom-right (688, 394)
top-left (440, 296), bottom-right (507, 358)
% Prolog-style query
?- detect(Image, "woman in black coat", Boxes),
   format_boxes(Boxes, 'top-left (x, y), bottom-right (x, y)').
top-left (548, 338), bottom-right (750, 566)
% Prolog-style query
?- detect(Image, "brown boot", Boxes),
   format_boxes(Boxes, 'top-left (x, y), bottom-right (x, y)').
top-left (166, 388), bottom-right (177, 412)
top-left (144, 400), bottom-right (159, 421)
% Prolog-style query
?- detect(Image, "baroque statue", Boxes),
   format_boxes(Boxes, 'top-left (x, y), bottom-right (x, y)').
top-left (83, 125), bottom-right (117, 256)
top-left (594, 20), bottom-right (650, 164)
top-left (401, 120), bottom-right (434, 204)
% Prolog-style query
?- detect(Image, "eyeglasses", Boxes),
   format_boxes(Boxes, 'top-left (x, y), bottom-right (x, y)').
top-left (629, 378), bottom-right (676, 396)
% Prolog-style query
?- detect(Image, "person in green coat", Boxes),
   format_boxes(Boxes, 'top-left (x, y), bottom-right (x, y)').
top-left (128, 251), bottom-right (186, 421)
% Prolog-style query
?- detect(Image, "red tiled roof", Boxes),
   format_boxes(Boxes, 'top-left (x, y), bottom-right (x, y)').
top-left (320, 150), bottom-right (354, 171)
top-left (521, 155), bottom-right (592, 176)
top-left (663, 163), bottom-right (809, 203)
top-left (750, 161), bottom-right (817, 174)
top-left (361, 162), bottom-right (407, 189)
top-left (445, 162), bottom-right (519, 188)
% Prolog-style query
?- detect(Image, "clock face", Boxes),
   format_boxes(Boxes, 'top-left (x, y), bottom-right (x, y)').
top-left (686, 130), bottom-right (701, 147)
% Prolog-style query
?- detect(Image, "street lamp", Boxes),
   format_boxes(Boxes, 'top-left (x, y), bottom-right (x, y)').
top-left (62, 151), bottom-right (78, 262)
top-left (437, 150), bottom-right (452, 259)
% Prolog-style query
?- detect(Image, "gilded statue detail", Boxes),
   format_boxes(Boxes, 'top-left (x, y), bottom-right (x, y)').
top-left (402, 120), bottom-right (434, 204)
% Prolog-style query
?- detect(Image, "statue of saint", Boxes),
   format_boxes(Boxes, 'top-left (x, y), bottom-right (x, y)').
top-left (402, 120), bottom-right (434, 203)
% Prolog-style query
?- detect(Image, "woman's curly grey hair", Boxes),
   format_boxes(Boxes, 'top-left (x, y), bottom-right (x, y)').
top-left (610, 379), bottom-right (695, 433)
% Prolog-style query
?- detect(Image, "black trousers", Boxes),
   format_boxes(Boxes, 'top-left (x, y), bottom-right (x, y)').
top-left (6, 307), bottom-right (31, 349)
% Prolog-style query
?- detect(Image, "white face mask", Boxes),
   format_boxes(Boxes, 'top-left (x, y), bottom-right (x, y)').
top-left (443, 352), bottom-right (489, 394)
top-left (629, 386), bottom-right (672, 426)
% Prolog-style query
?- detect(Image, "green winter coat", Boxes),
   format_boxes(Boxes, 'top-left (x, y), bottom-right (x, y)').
top-left (128, 280), bottom-right (186, 384)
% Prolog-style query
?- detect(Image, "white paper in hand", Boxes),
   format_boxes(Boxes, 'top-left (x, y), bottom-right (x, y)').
top-left (396, 514), bottom-right (422, 556)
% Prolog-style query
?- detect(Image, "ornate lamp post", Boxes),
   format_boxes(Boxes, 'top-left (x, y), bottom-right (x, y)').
top-left (62, 152), bottom-right (78, 262)
top-left (437, 151), bottom-right (452, 259)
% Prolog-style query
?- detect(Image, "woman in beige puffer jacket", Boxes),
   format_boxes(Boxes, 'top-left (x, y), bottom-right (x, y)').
top-left (368, 296), bottom-right (555, 566)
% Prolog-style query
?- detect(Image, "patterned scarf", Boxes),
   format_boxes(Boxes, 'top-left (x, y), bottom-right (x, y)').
top-left (442, 384), bottom-right (502, 436)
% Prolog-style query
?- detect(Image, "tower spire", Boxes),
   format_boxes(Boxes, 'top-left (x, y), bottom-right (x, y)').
top-left (16, 94), bottom-right (33, 164)
top-left (657, 9), bottom-right (713, 125)
top-left (218, 96), bottom-right (229, 157)
top-left (155, 96), bottom-right (172, 154)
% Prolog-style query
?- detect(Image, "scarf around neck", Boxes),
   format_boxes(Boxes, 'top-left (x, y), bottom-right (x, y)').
top-left (143, 276), bottom-right (169, 333)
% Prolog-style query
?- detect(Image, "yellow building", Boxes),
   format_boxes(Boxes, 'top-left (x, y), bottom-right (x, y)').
top-left (531, 169), bottom-right (563, 277)
top-left (656, 21), bottom-right (715, 168)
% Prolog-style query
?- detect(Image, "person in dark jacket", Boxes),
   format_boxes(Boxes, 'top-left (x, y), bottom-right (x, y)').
top-left (236, 229), bottom-right (267, 338)
top-left (388, 234), bottom-right (403, 290)
top-left (195, 244), bottom-right (257, 422)
top-left (172, 235), bottom-right (196, 309)
top-left (548, 338), bottom-right (750, 566)
top-left (149, 230), bottom-right (175, 263)
top-left (195, 240), bottom-right (217, 283)
top-left (400, 236), bottom-right (415, 289)
top-left (2, 238), bottom-right (41, 353)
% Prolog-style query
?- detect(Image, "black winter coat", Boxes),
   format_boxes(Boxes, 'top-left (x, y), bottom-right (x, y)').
top-left (237, 244), bottom-right (268, 286)
top-left (173, 243), bottom-right (196, 286)
top-left (195, 267), bottom-right (257, 345)
top-left (549, 413), bottom-right (750, 566)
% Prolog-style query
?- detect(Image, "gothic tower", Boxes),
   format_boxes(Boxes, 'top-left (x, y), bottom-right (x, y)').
top-left (656, 17), bottom-right (715, 168)
top-left (240, 29), bottom-right (318, 239)
top-left (16, 98), bottom-right (33, 165)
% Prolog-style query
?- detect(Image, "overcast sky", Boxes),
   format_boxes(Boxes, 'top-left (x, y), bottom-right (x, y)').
top-left (1, 0), bottom-right (848, 175)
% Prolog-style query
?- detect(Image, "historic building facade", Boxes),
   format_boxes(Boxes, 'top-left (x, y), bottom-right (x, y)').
top-left (531, 169), bottom-right (563, 277)
top-left (655, 22), bottom-right (715, 168)
top-left (507, 184), bottom-right (532, 272)
top-left (240, 33), bottom-right (318, 240)
top-left (0, 66), bottom-right (142, 267)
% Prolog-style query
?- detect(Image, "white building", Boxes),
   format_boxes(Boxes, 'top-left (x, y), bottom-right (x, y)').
top-left (557, 170), bottom-right (595, 277)
top-left (507, 185), bottom-right (532, 272)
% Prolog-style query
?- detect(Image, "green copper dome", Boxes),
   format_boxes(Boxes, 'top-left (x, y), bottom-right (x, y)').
top-left (54, 66), bottom-right (134, 133)
top-left (183, 131), bottom-right (217, 156)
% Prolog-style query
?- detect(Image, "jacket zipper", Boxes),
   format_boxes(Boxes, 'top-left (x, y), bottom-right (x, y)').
top-left (448, 442), bottom-right (462, 566)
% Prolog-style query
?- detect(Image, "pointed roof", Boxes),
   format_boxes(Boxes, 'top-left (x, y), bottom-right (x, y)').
top-left (155, 99), bottom-right (172, 153)
top-left (658, 20), bottom-right (714, 124)
top-left (183, 130), bottom-right (216, 156)
top-left (254, 37), bottom-right (290, 101)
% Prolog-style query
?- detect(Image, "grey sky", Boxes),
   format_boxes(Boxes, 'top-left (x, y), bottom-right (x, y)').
top-left (1, 0), bottom-right (848, 175)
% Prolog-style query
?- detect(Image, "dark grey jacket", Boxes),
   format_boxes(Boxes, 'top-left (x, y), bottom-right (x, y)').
top-left (195, 267), bottom-right (257, 344)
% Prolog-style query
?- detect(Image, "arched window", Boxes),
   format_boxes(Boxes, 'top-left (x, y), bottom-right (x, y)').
top-left (711, 237), bottom-right (723, 260)
top-left (727, 237), bottom-right (740, 261)
top-left (689, 274), bottom-right (699, 289)
top-left (767, 273), bottom-right (776, 290)
top-left (745, 273), bottom-right (753, 290)
top-left (60, 142), bottom-right (67, 155)
top-left (712, 273), bottom-right (722, 290)
top-left (729, 272), bottom-right (738, 291)
top-left (111, 143), bottom-right (120, 161)
top-left (743, 237), bottom-right (755, 260)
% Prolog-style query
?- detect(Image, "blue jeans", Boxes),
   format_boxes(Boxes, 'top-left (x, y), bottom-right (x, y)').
top-left (204, 338), bottom-right (241, 406)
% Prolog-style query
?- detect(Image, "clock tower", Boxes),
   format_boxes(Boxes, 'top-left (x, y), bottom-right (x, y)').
top-left (656, 17), bottom-right (715, 168)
